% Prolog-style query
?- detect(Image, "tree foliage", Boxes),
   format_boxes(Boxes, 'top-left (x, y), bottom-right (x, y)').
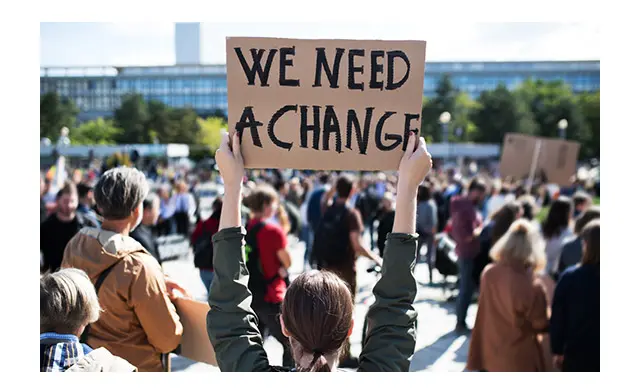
top-left (470, 84), bottom-right (538, 143)
top-left (40, 92), bottom-right (78, 141)
top-left (69, 118), bottom-right (122, 145)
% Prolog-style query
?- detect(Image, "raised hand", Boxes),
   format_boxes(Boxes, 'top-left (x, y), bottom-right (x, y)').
top-left (398, 132), bottom-right (432, 191)
top-left (215, 132), bottom-right (245, 191)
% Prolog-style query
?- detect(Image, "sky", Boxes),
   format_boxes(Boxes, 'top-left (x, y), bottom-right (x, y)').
top-left (40, 22), bottom-right (600, 67)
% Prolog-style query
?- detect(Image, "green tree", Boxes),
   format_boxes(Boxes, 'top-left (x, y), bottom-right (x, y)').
top-left (421, 74), bottom-right (457, 142)
top-left (470, 84), bottom-right (538, 143)
top-left (69, 118), bottom-right (123, 145)
top-left (168, 108), bottom-right (201, 145)
top-left (197, 116), bottom-right (226, 150)
top-left (515, 79), bottom-right (589, 152)
top-left (578, 91), bottom-right (600, 159)
top-left (450, 92), bottom-right (480, 142)
top-left (114, 94), bottom-right (150, 143)
top-left (40, 92), bottom-right (78, 141)
top-left (146, 100), bottom-right (172, 143)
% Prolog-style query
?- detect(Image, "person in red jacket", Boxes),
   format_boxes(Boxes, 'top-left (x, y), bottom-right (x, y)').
top-left (192, 197), bottom-right (223, 293)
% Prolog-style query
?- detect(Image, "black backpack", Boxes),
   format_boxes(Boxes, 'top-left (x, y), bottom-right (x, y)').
top-left (311, 203), bottom-right (350, 269)
top-left (245, 221), bottom-right (280, 304)
top-left (193, 222), bottom-right (217, 269)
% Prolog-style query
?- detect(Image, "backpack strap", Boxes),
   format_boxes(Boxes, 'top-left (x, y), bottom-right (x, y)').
top-left (79, 261), bottom-right (120, 344)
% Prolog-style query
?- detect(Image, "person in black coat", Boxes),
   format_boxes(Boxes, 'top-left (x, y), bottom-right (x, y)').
top-left (130, 193), bottom-right (161, 262)
top-left (550, 220), bottom-right (600, 372)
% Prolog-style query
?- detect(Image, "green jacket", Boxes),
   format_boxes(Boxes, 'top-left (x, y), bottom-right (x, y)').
top-left (206, 226), bottom-right (418, 372)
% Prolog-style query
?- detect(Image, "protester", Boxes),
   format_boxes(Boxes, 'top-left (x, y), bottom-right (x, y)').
top-left (472, 201), bottom-right (523, 287)
top-left (41, 181), bottom-right (96, 274)
top-left (191, 197), bottom-right (223, 294)
top-left (274, 177), bottom-right (302, 236)
top-left (61, 167), bottom-right (186, 372)
top-left (416, 183), bottom-right (438, 284)
top-left (40, 175), bottom-right (48, 223)
top-left (557, 206), bottom-right (600, 275)
top-left (450, 179), bottom-right (487, 333)
top-left (467, 219), bottom-right (549, 372)
top-left (376, 192), bottom-right (395, 256)
top-left (207, 131), bottom-right (429, 372)
top-left (243, 184), bottom-right (294, 367)
top-left (355, 175), bottom-right (381, 251)
top-left (571, 191), bottom-right (592, 219)
top-left (550, 220), bottom-right (600, 372)
top-left (130, 192), bottom-right (161, 261)
top-left (40, 268), bottom-right (136, 372)
top-left (157, 185), bottom-right (175, 236)
top-left (306, 173), bottom-right (331, 269)
top-left (173, 180), bottom-right (192, 236)
top-left (77, 183), bottom-right (101, 227)
top-left (542, 196), bottom-right (574, 280)
top-left (484, 179), bottom-right (514, 218)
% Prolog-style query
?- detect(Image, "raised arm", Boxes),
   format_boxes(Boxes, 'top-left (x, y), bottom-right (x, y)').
top-left (359, 133), bottom-right (432, 372)
top-left (206, 132), bottom-right (271, 372)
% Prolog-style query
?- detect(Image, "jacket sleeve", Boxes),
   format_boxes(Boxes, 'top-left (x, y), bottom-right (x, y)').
top-left (206, 227), bottom-right (272, 372)
top-left (528, 280), bottom-right (550, 333)
top-left (358, 232), bottom-right (418, 372)
top-left (550, 272), bottom-right (569, 355)
top-left (130, 257), bottom-right (183, 353)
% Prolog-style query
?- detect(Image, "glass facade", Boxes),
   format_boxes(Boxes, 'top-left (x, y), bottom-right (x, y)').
top-left (40, 61), bottom-right (599, 120)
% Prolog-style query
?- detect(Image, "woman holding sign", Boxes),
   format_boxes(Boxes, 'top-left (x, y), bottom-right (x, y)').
top-left (206, 131), bottom-right (431, 372)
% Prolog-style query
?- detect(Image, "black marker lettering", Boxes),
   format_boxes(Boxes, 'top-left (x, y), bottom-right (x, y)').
top-left (369, 51), bottom-right (385, 90)
top-left (402, 113), bottom-right (420, 151)
top-left (348, 49), bottom-right (365, 91)
top-left (375, 111), bottom-right (401, 151)
top-left (322, 105), bottom-right (342, 153)
top-left (300, 105), bottom-right (321, 150)
top-left (386, 50), bottom-right (411, 90)
top-left (313, 48), bottom-right (345, 88)
top-left (346, 108), bottom-right (374, 155)
top-left (234, 48), bottom-right (278, 87)
top-left (235, 106), bottom-right (263, 147)
top-left (279, 46), bottom-right (300, 87)
top-left (267, 105), bottom-right (297, 151)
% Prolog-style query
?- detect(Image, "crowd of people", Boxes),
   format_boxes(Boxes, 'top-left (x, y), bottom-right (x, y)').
top-left (40, 135), bottom-right (600, 372)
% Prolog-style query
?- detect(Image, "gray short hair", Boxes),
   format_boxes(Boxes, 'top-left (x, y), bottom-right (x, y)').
top-left (95, 167), bottom-right (149, 219)
top-left (40, 268), bottom-right (101, 334)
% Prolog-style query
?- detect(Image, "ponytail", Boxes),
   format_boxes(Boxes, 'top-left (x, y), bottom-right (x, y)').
top-left (305, 351), bottom-right (331, 372)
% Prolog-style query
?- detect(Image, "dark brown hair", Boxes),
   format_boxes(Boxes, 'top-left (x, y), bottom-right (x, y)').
top-left (574, 206), bottom-right (600, 235)
top-left (336, 174), bottom-right (355, 199)
top-left (244, 185), bottom-right (278, 213)
top-left (542, 196), bottom-right (573, 238)
top-left (281, 271), bottom-right (354, 372)
top-left (490, 201), bottom-right (522, 245)
top-left (581, 219), bottom-right (600, 266)
top-left (56, 181), bottom-right (78, 200)
top-left (417, 183), bottom-right (432, 202)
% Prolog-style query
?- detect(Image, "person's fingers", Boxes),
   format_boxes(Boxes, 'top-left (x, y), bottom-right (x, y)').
top-left (232, 131), bottom-right (241, 159)
top-left (418, 137), bottom-right (428, 156)
top-left (404, 132), bottom-right (416, 159)
top-left (220, 132), bottom-right (230, 152)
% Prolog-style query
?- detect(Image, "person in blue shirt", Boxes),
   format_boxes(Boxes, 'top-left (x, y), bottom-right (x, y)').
top-left (40, 268), bottom-right (135, 372)
top-left (550, 219), bottom-right (600, 372)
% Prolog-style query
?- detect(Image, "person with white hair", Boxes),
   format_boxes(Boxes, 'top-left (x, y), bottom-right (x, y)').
top-left (61, 167), bottom-right (187, 372)
top-left (40, 268), bottom-right (136, 372)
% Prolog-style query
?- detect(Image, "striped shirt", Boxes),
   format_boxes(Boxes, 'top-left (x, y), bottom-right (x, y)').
top-left (40, 332), bottom-right (93, 372)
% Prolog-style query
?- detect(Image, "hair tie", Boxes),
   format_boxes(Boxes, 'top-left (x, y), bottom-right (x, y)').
top-left (307, 349), bottom-right (324, 369)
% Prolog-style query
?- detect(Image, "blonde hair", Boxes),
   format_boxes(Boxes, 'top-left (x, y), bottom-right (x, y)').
top-left (40, 268), bottom-right (101, 334)
top-left (489, 219), bottom-right (546, 273)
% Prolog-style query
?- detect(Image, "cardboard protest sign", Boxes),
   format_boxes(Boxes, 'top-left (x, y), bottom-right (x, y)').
top-left (499, 133), bottom-right (580, 186)
top-left (174, 297), bottom-right (218, 366)
top-left (226, 37), bottom-right (426, 170)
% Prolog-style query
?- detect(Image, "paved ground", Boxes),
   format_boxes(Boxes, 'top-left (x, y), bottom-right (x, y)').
top-left (162, 233), bottom-right (476, 372)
